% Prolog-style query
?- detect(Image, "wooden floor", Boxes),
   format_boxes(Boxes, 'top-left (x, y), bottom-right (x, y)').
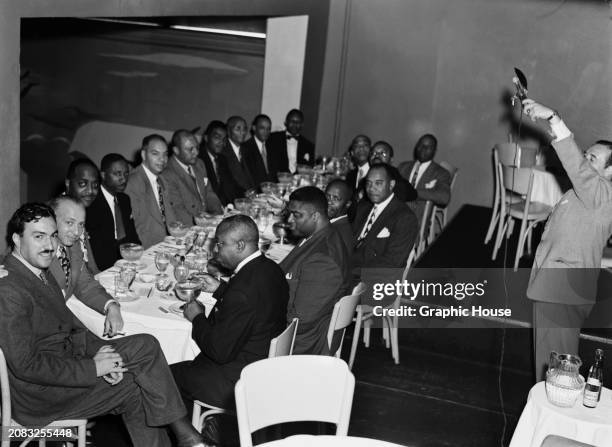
top-left (86, 204), bottom-right (610, 446)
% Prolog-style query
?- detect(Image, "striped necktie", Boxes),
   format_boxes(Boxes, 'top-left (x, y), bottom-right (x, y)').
top-left (58, 245), bottom-right (71, 288)
top-left (358, 205), bottom-right (378, 242)
top-left (410, 162), bottom-right (421, 187)
top-left (39, 271), bottom-right (49, 286)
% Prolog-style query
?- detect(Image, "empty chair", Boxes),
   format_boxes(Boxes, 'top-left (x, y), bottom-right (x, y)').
top-left (0, 348), bottom-right (88, 447)
top-left (192, 318), bottom-right (299, 432)
top-left (485, 143), bottom-right (536, 244)
top-left (348, 249), bottom-right (416, 369)
top-left (415, 201), bottom-right (434, 259)
top-left (235, 355), bottom-right (355, 447)
top-left (427, 161), bottom-right (458, 245)
top-left (327, 283), bottom-right (366, 357)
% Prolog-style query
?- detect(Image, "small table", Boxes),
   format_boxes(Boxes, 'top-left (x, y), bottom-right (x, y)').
top-left (259, 435), bottom-right (406, 447)
top-left (509, 382), bottom-right (612, 447)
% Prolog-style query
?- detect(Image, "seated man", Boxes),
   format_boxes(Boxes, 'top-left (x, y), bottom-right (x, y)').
top-left (370, 140), bottom-right (417, 202)
top-left (345, 135), bottom-right (371, 193)
top-left (280, 187), bottom-right (350, 355)
top-left (352, 164), bottom-right (418, 275)
top-left (65, 158), bottom-right (101, 273)
top-left (162, 129), bottom-right (223, 225)
top-left (398, 134), bottom-right (451, 224)
top-left (125, 134), bottom-right (179, 249)
top-left (86, 153), bottom-right (141, 270)
top-left (325, 179), bottom-right (353, 255)
top-left (50, 196), bottom-right (124, 337)
top-left (223, 116), bottom-right (255, 191)
top-left (0, 203), bottom-right (205, 447)
top-left (172, 215), bottom-right (288, 410)
top-left (242, 114), bottom-right (274, 187)
top-left (198, 120), bottom-right (244, 206)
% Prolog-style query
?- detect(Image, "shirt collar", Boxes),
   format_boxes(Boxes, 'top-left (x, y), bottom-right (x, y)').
top-left (359, 163), bottom-right (370, 175)
top-left (330, 214), bottom-right (348, 224)
top-left (417, 160), bottom-right (432, 171)
top-left (254, 136), bottom-right (264, 149)
top-left (372, 192), bottom-right (395, 215)
top-left (173, 156), bottom-right (192, 174)
top-left (12, 252), bottom-right (44, 277)
top-left (234, 250), bottom-right (262, 275)
top-left (142, 164), bottom-right (158, 183)
top-left (101, 185), bottom-right (115, 204)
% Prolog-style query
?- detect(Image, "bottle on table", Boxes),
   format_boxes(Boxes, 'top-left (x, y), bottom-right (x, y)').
top-left (583, 348), bottom-right (604, 408)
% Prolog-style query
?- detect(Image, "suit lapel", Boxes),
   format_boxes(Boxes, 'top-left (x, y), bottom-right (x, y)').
top-left (417, 163), bottom-right (435, 189)
top-left (138, 166), bottom-right (164, 226)
top-left (364, 198), bottom-right (399, 243)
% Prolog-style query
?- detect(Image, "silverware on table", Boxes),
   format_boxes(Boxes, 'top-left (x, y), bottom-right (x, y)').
top-left (158, 306), bottom-right (169, 314)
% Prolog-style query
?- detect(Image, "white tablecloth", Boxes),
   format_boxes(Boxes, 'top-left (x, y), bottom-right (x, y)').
top-left (68, 238), bottom-right (294, 364)
top-left (509, 382), bottom-right (612, 447)
top-left (531, 166), bottom-right (563, 207)
top-left (260, 435), bottom-right (405, 447)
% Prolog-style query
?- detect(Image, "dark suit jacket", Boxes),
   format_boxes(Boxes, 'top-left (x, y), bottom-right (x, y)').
top-left (352, 195), bottom-right (418, 271)
top-left (188, 254), bottom-right (288, 406)
top-left (0, 255), bottom-right (100, 425)
top-left (279, 226), bottom-right (350, 355)
top-left (49, 243), bottom-right (113, 315)
top-left (242, 136), bottom-right (273, 187)
top-left (331, 215), bottom-right (353, 257)
top-left (267, 131), bottom-right (315, 180)
top-left (86, 190), bottom-right (140, 271)
top-left (161, 156), bottom-right (223, 226)
top-left (398, 160), bottom-right (451, 224)
top-left (199, 149), bottom-right (243, 206)
top-left (125, 164), bottom-right (179, 249)
top-left (222, 142), bottom-right (255, 191)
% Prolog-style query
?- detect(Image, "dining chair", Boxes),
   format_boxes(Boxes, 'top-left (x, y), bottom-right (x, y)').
top-left (348, 249), bottom-right (416, 369)
top-left (191, 318), bottom-right (299, 432)
top-left (0, 348), bottom-right (88, 447)
top-left (484, 143), bottom-right (536, 244)
top-left (427, 161), bottom-right (458, 245)
top-left (415, 201), bottom-right (434, 259)
top-left (540, 435), bottom-right (595, 447)
top-left (491, 163), bottom-right (552, 270)
top-left (234, 355), bottom-right (355, 447)
top-left (327, 283), bottom-right (366, 358)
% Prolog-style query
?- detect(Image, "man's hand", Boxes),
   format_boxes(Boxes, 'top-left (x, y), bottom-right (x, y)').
top-left (183, 300), bottom-right (206, 322)
top-left (103, 303), bottom-right (124, 338)
top-left (198, 273), bottom-right (221, 293)
top-left (103, 371), bottom-right (124, 386)
top-left (0, 265), bottom-right (7, 279)
top-left (93, 345), bottom-right (127, 377)
top-left (522, 99), bottom-right (559, 123)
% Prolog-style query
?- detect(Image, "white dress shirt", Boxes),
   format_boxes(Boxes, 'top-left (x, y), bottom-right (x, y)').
top-left (355, 163), bottom-right (370, 187)
top-left (233, 250), bottom-right (262, 275)
top-left (286, 132), bottom-right (298, 173)
top-left (409, 160), bottom-right (431, 187)
top-left (142, 164), bottom-right (161, 209)
top-left (229, 140), bottom-right (242, 161)
top-left (100, 185), bottom-right (118, 238)
top-left (358, 192), bottom-right (395, 239)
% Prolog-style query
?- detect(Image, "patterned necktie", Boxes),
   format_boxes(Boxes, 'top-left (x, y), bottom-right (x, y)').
top-left (156, 178), bottom-right (167, 225)
top-left (410, 162), bottom-right (421, 187)
top-left (188, 166), bottom-right (204, 203)
top-left (114, 196), bottom-right (126, 240)
top-left (358, 205), bottom-right (378, 242)
top-left (39, 271), bottom-right (49, 286)
top-left (58, 245), bottom-right (71, 288)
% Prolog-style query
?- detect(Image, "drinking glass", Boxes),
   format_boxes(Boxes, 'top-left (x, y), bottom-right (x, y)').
top-left (154, 251), bottom-right (171, 273)
top-left (155, 273), bottom-right (172, 291)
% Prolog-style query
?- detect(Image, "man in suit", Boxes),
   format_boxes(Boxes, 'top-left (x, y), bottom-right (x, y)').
top-left (172, 215), bottom-right (288, 410)
top-left (0, 203), bottom-right (206, 447)
top-left (280, 187), bottom-right (350, 355)
top-left (370, 141), bottom-right (417, 202)
top-left (125, 134), bottom-right (179, 249)
top-left (326, 179), bottom-right (353, 255)
top-left (65, 158), bottom-right (101, 273)
top-left (199, 120), bottom-right (244, 206)
top-left (162, 129), bottom-right (223, 226)
top-left (86, 153), bottom-right (140, 270)
top-left (398, 134), bottom-right (451, 225)
top-left (224, 116), bottom-right (255, 191)
top-left (352, 164), bottom-right (418, 277)
top-left (267, 109), bottom-right (315, 179)
top-left (242, 114), bottom-right (274, 187)
top-left (345, 135), bottom-right (371, 193)
top-left (522, 99), bottom-right (612, 381)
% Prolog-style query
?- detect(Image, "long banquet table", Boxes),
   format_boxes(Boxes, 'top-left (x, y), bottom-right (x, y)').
top-left (67, 232), bottom-right (294, 364)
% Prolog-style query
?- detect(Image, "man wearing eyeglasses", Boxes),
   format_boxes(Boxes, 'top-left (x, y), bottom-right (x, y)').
top-left (171, 215), bottom-right (288, 413)
top-left (522, 99), bottom-right (612, 381)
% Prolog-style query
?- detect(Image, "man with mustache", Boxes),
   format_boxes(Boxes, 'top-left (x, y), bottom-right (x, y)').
top-left (0, 203), bottom-right (207, 447)
top-left (65, 158), bottom-right (101, 273)
top-left (86, 153), bottom-right (140, 270)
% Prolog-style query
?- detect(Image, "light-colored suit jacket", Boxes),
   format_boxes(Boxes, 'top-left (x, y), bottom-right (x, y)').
top-left (279, 225), bottom-right (350, 355)
top-left (527, 136), bottom-right (612, 305)
top-left (125, 164), bottom-right (178, 249)
top-left (160, 157), bottom-right (223, 226)
top-left (49, 243), bottom-right (112, 315)
top-left (398, 160), bottom-right (451, 224)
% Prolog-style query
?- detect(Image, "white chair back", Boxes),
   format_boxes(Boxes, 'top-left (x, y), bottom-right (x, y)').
top-left (496, 142), bottom-right (536, 168)
top-left (234, 355), bottom-right (355, 447)
top-left (268, 318), bottom-right (298, 358)
top-left (327, 283), bottom-right (366, 357)
top-left (0, 348), bottom-right (11, 435)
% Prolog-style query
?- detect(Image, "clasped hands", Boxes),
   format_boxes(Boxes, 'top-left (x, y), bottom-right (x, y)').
top-left (94, 345), bottom-right (127, 386)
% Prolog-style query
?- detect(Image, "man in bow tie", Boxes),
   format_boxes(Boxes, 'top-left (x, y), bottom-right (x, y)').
top-left (280, 187), bottom-right (350, 355)
top-left (352, 164), bottom-right (418, 278)
top-left (266, 108), bottom-right (315, 180)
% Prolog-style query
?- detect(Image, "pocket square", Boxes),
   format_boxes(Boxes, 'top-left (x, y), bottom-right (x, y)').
top-left (285, 272), bottom-right (293, 280)
top-left (303, 153), bottom-right (310, 162)
top-left (377, 227), bottom-right (390, 238)
top-left (425, 179), bottom-right (437, 189)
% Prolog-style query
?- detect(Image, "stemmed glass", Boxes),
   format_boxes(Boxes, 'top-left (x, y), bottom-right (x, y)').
top-left (155, 251), bottom-right (171, 273)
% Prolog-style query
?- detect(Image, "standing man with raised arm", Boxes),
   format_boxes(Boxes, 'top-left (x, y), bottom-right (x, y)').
top-left (522, 99), bottom-right (612, 381)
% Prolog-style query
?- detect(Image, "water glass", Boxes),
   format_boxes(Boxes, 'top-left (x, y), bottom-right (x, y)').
top-left (155, 273), bottom-right (172, 291)
top-left (155, 251), bottom-right (171, 273)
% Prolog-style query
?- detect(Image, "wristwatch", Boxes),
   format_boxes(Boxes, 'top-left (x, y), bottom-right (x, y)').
top-left (546, 110), bottom-right (559, 123)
